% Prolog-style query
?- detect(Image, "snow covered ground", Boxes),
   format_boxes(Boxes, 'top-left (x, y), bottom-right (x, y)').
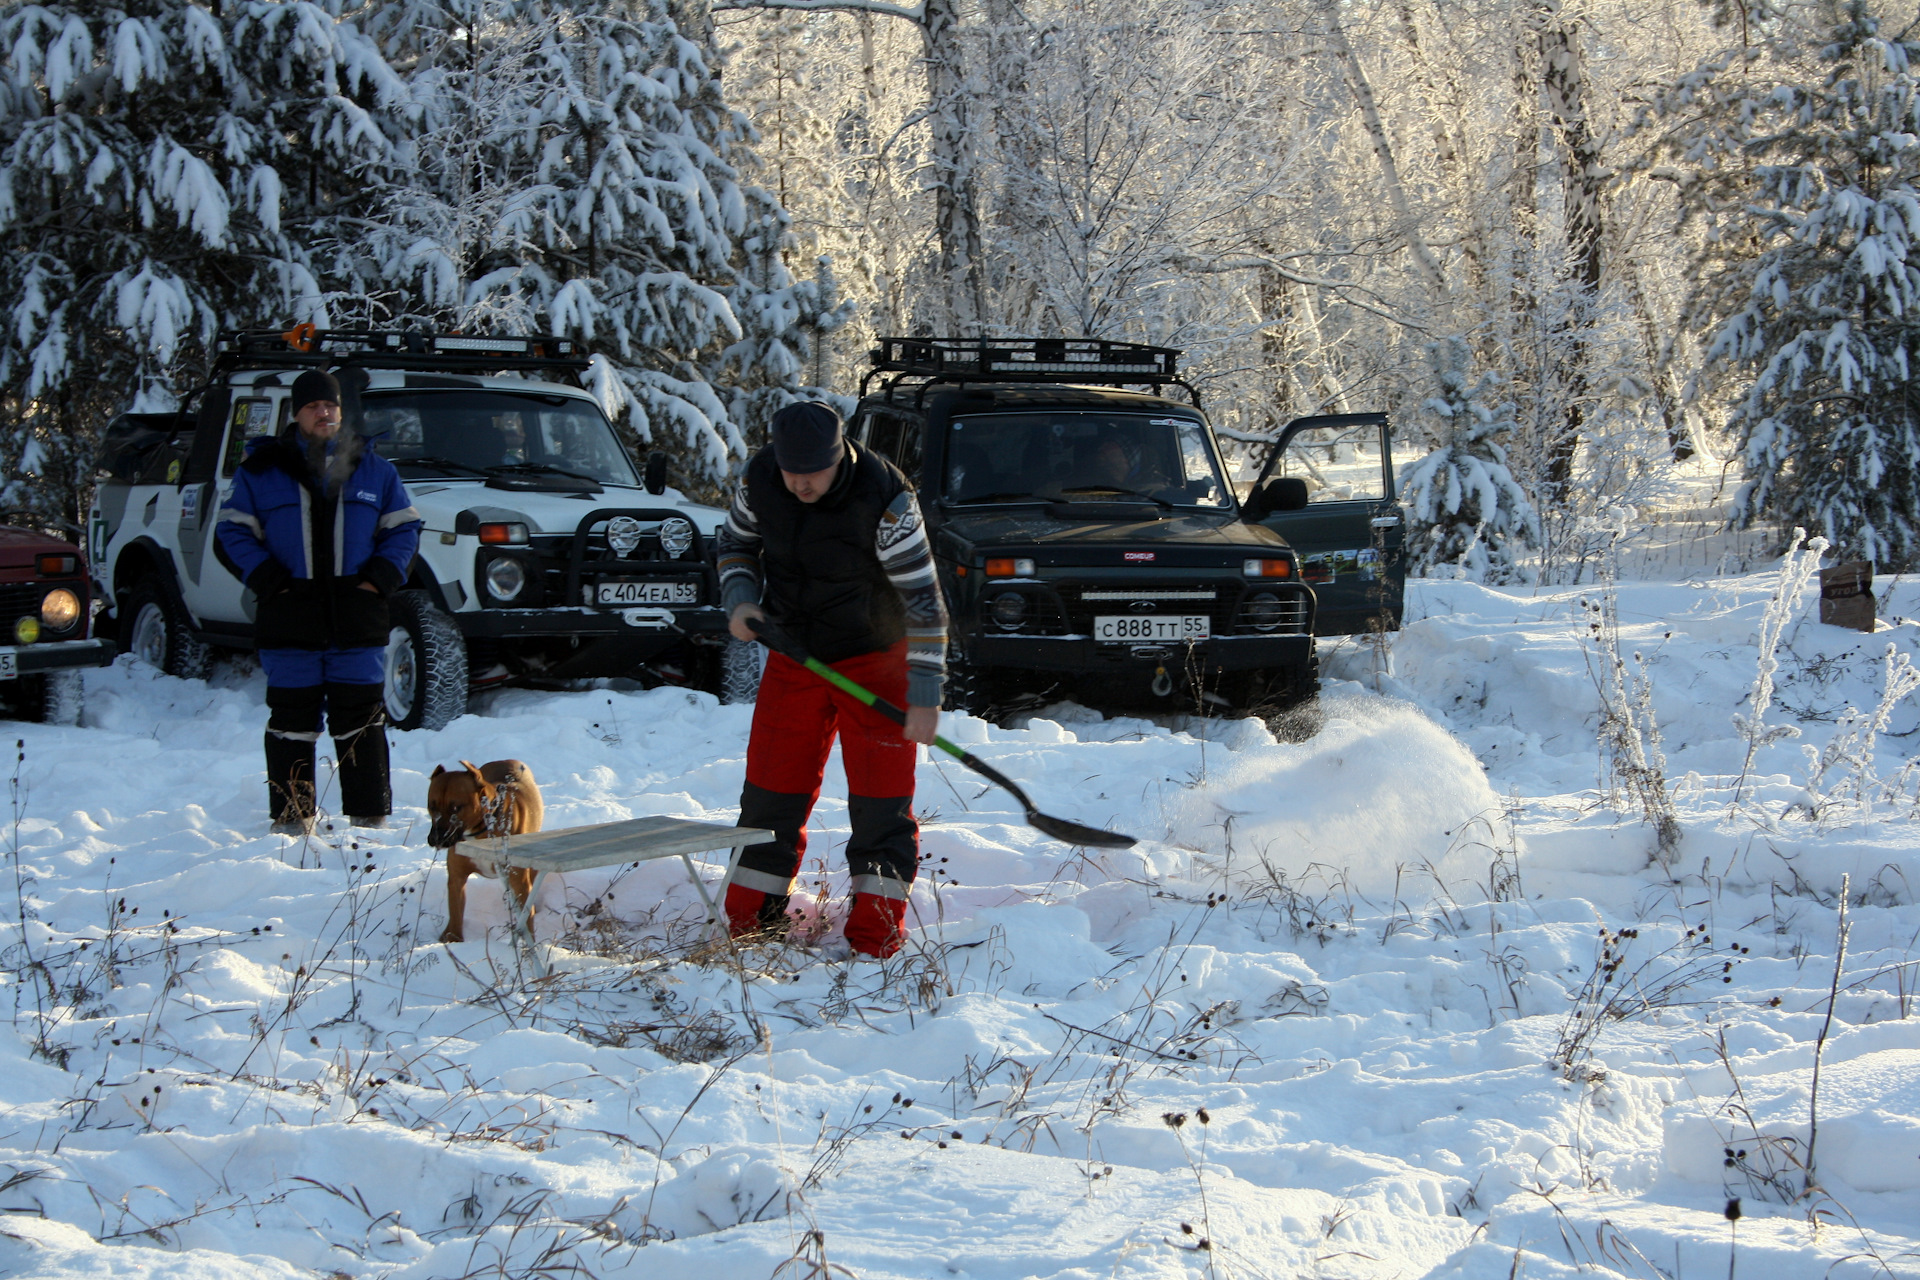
top-left (5, 556), bottom-right (1920, 1279)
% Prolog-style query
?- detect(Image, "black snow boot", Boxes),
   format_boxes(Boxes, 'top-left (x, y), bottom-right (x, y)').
top-left (328, 683), bottom-right (391, 822)
top-left (264, 731), bottom-right (317, 833)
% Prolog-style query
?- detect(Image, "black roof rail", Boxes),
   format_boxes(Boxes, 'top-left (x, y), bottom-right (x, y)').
top-left (212, 326), bottom-right (592, 380)
top-left (860, 337), bottom-right (1195, 406)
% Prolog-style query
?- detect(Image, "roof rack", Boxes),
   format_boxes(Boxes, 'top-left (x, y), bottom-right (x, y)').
top-left (862, 337), bottom-right (1193, 405)
top-left (212, 326), bottom-right (592, 379)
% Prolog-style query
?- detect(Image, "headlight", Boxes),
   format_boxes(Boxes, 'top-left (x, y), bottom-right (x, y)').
top-left (1242, 590), bottom-right (1283, 632)
top-left (990, 591), bottom-right (1028, 628)
top-left (485, 557), bottom-right (527, 602)
top-left (658, 517), bottom-right (695, 559)
top-left (39, 587), bottom-right (81, 632)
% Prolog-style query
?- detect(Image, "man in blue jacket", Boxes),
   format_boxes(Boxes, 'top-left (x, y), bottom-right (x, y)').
top-left (217, 371), bottom-right (422, 833)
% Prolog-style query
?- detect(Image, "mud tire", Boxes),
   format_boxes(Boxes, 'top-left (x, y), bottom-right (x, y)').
top-left (719, 637), bottom-right (763, 705)
top-left (123, 576), bottom-right (210, 680)
top-left (384, 590), bottom-right (468, 731)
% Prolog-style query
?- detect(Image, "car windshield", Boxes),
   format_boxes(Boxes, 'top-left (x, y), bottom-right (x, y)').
top-left (364, 390), bottom-right (639, 486)
top-left (943, 411), bottom-right (1230, 507)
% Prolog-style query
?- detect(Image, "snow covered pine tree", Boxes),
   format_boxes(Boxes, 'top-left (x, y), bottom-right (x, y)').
top-left (0, 1), bottom-right (395, 524)
top-left (1400, 337), bottom-right (1537, 582)
top-left (1660, 0), bottom-right (1920, 568)
top-left (353, 0), bottom-right (845, 491)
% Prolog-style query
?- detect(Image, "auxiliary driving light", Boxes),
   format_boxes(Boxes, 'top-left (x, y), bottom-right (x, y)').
top-left (658, 517), bottom-right (695, 559)
top-left (485, 557), bottom-right (527, 602)
top-left (14, 616), bottom-right (41, 644)
top-left (39, 587), bottom-right (81, 632)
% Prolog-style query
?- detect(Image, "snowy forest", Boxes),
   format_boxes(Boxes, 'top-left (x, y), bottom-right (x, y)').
top-left (4, 0), bottom-right (1920, 577)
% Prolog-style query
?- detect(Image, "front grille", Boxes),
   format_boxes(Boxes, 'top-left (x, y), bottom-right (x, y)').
top-left (981, 580), bottom-right (1311, 637)
top-left (0, 583), bottom-right (42, 625)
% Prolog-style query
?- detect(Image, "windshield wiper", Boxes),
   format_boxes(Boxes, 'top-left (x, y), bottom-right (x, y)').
top-left (394, 455), bottom-right (490, 476)
top-left (1055, 485), bottom-right (1174, 507)
top-left (952, 490), bottom-right (1047, 504)
top-left (487, 462), bottom-right (604, 485)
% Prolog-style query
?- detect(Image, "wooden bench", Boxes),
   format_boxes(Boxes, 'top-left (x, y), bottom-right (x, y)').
top-left (483, 816), bottom-right (770, 976)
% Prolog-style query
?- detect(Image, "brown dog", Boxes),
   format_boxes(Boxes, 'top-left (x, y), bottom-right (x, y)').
top-left (427, 760), bottom-right (545, 944)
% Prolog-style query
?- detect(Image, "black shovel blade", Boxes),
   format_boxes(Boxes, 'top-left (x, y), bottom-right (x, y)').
top-left (1025, 809), bottom-right (1137, 849)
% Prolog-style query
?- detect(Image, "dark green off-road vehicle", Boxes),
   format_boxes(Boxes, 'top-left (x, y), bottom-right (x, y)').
top-left (850, 338), bottom-right (1405, 719)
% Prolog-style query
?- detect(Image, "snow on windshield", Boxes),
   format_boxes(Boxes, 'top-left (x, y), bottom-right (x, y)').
top-left (365, 390), bottom-right (640, 486)
top-left (945, 411), bottom-right (1230, 505)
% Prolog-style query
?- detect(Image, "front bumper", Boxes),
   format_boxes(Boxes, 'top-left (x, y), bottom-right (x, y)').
top-left (455, 604), bottom-right (730, 640)
top-left (968, 632), bottom-right (1312, 673)
top-left (0, 637), bottom-right (117, 676)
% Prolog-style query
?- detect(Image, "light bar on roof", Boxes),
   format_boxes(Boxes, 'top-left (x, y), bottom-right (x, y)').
top-left (989, 361), bottom-right (1166, 374)
top-left (432, 336), bottom-right (530, 355)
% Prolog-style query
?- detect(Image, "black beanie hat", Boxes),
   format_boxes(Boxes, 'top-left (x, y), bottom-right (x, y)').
top-left (770, 401), bottom-right (844, 474)
top-left (290, 370), bottom-right (342, 413)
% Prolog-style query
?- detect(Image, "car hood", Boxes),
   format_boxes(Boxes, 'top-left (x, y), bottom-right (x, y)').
top-left (0, 525), bottom-right (81, 570)
top-left (938, 506), bottom-right (1289, 561)
top-left (402, 480), bottom-right (727, 536)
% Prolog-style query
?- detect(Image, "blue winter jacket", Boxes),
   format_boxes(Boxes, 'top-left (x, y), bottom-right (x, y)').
top-left (216, 432), bottom-right (422, 650)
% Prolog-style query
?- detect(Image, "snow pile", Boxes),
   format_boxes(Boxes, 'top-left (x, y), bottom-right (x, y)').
top-left (1172, 695), bottom-right (1504, 898)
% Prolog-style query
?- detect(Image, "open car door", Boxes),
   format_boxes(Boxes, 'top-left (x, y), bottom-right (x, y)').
top-left (1244, 413), bottom-right (1404, 636)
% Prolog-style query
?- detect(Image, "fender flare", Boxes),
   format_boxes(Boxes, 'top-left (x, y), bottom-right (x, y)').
top-left (111, 538), bottom-right (194, 626)
top-left (404, 555), bottom-right (462, 614)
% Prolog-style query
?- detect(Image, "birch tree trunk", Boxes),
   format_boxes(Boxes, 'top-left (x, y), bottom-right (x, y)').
top-left (1321, 0), bottom-right (1448, 303)
top-left (1534, 0), bottom-right (1606, 496)
top-left (922, 0), bottom-right (986, 332)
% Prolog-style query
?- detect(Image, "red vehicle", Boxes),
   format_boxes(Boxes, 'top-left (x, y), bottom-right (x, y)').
top-left (0, 519), bottom-right (115, 724)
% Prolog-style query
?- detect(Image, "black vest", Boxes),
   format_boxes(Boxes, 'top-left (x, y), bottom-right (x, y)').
top-left (746, 443), bottom-right (907, 663)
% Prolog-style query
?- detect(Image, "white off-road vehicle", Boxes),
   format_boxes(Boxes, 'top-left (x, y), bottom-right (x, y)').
top-left (90, 329), bottom-right (754, 729)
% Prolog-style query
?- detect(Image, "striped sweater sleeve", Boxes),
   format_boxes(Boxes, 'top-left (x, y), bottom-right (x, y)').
top-left (715, 486), bottom-right (762, 614)
top-left (877, 489), bottom-right (949, 707)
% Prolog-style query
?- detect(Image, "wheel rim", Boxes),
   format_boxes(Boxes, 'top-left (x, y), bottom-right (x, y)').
top-left (383, 626), bottom-right (417, 722)
top-left (130, 602), bottom-right (168, 670)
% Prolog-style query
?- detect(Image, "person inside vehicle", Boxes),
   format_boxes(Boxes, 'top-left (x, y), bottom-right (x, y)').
top-left (715, 401), bottom-right (948, 959)
top-left (498, 414), bottom-right (529, 464)
top-left (216, 371), bottom-right (422, 834)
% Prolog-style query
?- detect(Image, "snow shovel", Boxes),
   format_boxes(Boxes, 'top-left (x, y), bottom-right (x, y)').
top-left (745, 616), bottom-right (1137, 849)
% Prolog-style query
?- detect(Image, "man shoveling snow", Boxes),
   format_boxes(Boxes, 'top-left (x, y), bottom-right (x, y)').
top-left (716, 402), bottom-right (948, 958)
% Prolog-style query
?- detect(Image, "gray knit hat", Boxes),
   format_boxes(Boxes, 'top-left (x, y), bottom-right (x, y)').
top-left (770, 401), bottom-right (844, 474)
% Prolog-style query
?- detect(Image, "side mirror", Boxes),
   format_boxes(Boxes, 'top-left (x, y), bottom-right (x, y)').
top-left (1241, 481), bottom-right (1275, 523)
top-left (644, 451), bottom-right (669, 495)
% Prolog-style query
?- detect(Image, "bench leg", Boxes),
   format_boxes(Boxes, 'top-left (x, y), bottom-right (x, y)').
top-left (706, 842), bottom-right (748, 943)
top-left (508, 869), bottom-right (548, 978)
top-left (683, 850), bottom-right (738, 943)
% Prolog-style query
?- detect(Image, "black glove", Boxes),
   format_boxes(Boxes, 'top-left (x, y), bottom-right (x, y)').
top-left (246, 560), bottom-right (293, 598)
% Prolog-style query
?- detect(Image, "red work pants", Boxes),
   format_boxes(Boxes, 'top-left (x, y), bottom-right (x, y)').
top-left (726, 643), bottom-right (919, 956)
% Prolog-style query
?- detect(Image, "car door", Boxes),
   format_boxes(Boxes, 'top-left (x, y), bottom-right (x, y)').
top-left (180, 391), bottom-right (276, 624)
top-left (1252, 413), bottom-right (1404, 635)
